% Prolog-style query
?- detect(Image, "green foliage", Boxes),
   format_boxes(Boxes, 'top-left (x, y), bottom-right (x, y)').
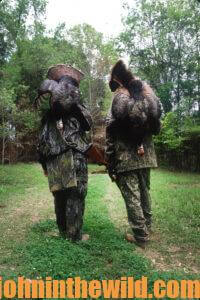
top-left (154, 112), bottom-right (184, 151)
top-left (154, 111), bottom-right (200, 163)
top-left (66, 24), bottom-right (118, 117)
top-left (0, 0), bottom-right (47, 63)
top-left (0, 86), bottom-right (16, 162)
top-left (120, 0), bottom-right (200, 162)
top-left (184, 125), bottom-right (200, 139)
top-left (101, 85), bottom-right (113, 116)
top-left (156, 82), bottom-right (173, 113)
top-left (120, 0), bottom-right (200, 115)
top-left (0, 87), bottom-right (16, 125)
top-left (0, 2), bottom-right (118, 163)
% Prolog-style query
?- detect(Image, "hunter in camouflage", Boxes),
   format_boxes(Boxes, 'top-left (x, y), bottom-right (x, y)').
top-left (106, 60), bottom-right (161, 248)
top-left (37, 64), bottom-right (92, 241)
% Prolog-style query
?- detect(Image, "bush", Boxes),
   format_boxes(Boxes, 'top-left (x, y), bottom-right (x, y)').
top-left (154, 112), bottom-right (200, 171)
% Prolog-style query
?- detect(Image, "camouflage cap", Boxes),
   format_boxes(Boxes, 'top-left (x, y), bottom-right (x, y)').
top-left (47, 64), bottom-right (84, 83)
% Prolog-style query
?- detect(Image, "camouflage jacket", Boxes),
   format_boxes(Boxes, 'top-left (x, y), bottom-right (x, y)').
top-left (38, 106), bottom-right (92, 191)
top-left (45, 150), bottom-right (87, 192)
top-left (105, 91), bottom-right (160, 174)
top-left (38, 103), bottom-right (92, 159)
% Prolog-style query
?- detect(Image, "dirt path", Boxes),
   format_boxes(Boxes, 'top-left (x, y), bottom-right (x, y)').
top-left (0, 183), bottom-right (54, 249)
top-left (0, 179), bottom-right (55, 274)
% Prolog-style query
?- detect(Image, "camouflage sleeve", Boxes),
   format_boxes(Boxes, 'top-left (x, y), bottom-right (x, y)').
top-left (105, 132), bottom-right (116, 174)
top-left (105, 111), bottom-right (116, 174)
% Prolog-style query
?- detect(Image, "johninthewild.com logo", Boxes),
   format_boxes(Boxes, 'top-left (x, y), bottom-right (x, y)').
top-left (0, 276), bottom-right (200, 299)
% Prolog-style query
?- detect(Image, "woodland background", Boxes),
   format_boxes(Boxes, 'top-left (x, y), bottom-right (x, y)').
top-left (1, 0), bottom-right (200, 171)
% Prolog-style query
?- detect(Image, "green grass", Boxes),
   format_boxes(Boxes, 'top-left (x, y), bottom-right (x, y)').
top-left (151, 169), bottom-right (200, 244)
top-left (0, 163), bottom-right (199, 299)
top-left (0, 163), bottom-right (47, 204)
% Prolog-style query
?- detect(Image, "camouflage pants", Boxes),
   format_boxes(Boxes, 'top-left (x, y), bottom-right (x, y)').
top-left (52, 152), bottom-right (88, 241)
top-left (116, 168), bottom-right (152, 242)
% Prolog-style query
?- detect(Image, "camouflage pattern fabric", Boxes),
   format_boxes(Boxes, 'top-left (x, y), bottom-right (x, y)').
top-left (37, 105), bottom-right (91, 241)
top-left (113, 134), bottom-right (157, 172)
top-left (116, 168), bottom-right (151, 242)
top-left (106, 125), bottom-right (157, 174)
top-left (38, 114), bottom-right (91, 161)
top-left (38, 113), bottom-right (91, 192)
top-left (52, 151), bottom-right (88, 241)
top-left (105, 91), bottom-right (160, 242)
top-left (46, 150), bottom-right (76, 192)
